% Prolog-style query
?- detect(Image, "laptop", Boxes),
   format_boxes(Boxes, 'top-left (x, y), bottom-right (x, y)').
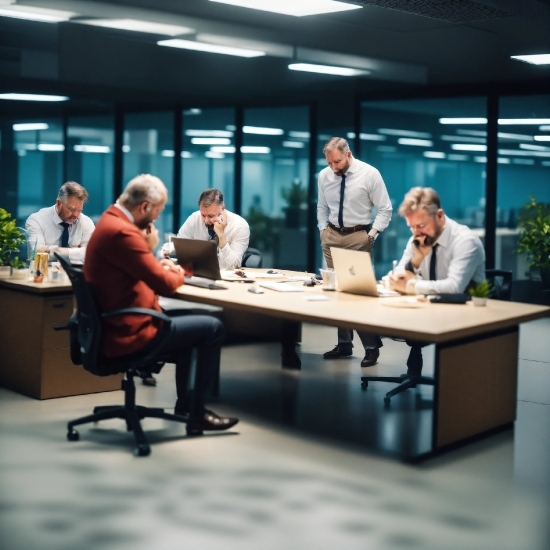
top-left (330, 247), bottom-right (398, 297)
top-left (171, 238), bottom-right (224, 288)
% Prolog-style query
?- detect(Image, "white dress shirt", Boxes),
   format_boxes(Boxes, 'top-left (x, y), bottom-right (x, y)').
top-left (177, 210), bottom-right (250, 269)
top-left (25, 205), bottom-right (95, 263)
top-left (397, 216), bottom-right (485, 295)
top-left (317, 157), bottom-right (392, 233)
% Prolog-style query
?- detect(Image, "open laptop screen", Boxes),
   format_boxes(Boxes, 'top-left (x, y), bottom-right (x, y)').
top-left (171, 237), bottom-right (221, 281)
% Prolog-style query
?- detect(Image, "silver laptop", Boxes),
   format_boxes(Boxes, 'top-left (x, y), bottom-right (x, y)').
top-left (331, 247), bottom-right (393, 297)
top-left (172, 237), bottom-right (221, 281)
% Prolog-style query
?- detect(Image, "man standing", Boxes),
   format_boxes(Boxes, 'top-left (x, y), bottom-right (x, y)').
top-left (317, 137), bottom-right (392, 368)
top-left (168, 188), bottom-right (250, 269)
top-left (388, 186), bottom-right (485, 374)
top-left (84, 174), bottom-right (238, 435)
top-left (26, 181), bottom-right (95, 263)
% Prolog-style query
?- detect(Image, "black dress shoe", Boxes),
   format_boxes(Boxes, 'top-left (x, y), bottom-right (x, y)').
top-left (139, 373), bottom-right (157, 386)
top-left (323, 345), bottom-right (353, 359)
top-left (360, 348), bottom-right (380, 367)
top-left (186, 409), bottom-right (239, 436)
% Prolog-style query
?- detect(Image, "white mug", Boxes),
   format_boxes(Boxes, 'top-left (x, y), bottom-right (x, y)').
top-left (320, 268), bottom-right (337, 291)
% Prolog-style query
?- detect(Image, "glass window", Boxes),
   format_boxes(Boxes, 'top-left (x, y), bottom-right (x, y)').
top-left (496, 94), bottom-right (550, 281)
top-left (123, 112), bottom-right (174, 242)
top-left (181, 108), bottom-right (235, 223)
top-left (242, 106), bottom-right (310, 269)
top-left (361, 97), bottom-right (487, 276)
top-left (66, 115), bottom-right (114, 223)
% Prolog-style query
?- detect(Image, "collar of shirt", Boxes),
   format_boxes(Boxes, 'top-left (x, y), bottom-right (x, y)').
top-left (114, 202), bottom-right (134, 223)
top-left (53, 205), bottom-right (63, 225)
top-left (434, 216), bottom-right (450, 249)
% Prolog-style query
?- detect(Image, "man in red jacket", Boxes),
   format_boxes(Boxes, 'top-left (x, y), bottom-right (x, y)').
top-left (84, 174), bottom-right (238, 435)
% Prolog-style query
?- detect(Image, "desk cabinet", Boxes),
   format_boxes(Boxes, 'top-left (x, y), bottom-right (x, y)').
top-left (0, 282), bottom-right (121, 399)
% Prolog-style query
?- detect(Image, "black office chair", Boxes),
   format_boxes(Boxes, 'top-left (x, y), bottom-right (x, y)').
top-left (360, 269), bottom-right (513, 404)
top-left (54, 253), bottom-right (189, 457)
top-left (241, 247), bottom-right (263, 268)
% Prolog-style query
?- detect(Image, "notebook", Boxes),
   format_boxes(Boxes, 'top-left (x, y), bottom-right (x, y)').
top-left (172, 237), bottom-right (221, 281)
top-left (330, 247), bottom-right (399, 297)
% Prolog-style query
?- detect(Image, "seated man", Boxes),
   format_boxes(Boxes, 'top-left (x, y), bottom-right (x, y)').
top-left (25, 181), bottom-right (95, 264)
top-left (164, 188), bottom-right (250, 269)
top-left (84, 174), bottom-right (238, 435)
top-left (388, 186), bottom-right (485, 375)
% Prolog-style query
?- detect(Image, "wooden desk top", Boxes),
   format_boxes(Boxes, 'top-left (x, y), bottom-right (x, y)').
top-left (0, 278), bottom-right (72, 295)
top-left (175, 274), bottom-right (550, 343)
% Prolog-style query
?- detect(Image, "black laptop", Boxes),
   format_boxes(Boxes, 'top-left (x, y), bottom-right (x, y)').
top-left (171, 237), bottom-right (225, 289)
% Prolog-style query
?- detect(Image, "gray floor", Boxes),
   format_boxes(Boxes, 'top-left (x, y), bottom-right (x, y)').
top-left (0, 319), bottom-right (549, 550)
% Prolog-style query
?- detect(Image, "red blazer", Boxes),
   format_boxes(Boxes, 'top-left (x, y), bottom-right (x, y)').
top-left (84, 205), bottom-right (184, 357)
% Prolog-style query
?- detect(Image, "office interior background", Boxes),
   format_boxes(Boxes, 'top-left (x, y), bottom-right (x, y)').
top-left (1, 2), bottom-right (550, 549)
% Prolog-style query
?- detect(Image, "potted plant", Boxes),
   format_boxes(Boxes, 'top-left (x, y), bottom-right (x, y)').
top-left (516, 196), bottom-right (550, 304)
top-left (0, 208), bottom-right (26, 279)
top-left (468, 279), bottom-right (493, 306)
top-left (10, 255), bottom-right (28, 280)
top-left (282, 178), bottom-right (307, 229)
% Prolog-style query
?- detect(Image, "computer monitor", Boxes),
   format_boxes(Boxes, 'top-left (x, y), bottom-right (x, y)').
top-left (171, 237), bottom-right (221, 280)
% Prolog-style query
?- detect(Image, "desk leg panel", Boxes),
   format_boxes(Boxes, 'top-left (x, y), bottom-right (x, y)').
top-left (435, 328), bottom-right (518, 449)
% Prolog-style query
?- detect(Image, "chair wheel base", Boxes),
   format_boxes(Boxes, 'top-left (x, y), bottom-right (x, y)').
top-left (383, 397), bottom-right (391, 405)
top-left (133, 444), bottom-right (151, 457)
top-left (361, 380), bottom-right (368, 389)
top-left (67, 429), bottom-right (79, 441)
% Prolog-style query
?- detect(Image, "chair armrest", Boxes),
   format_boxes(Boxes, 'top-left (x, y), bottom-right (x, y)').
top-left (102, 308), bottom-right (172, 324)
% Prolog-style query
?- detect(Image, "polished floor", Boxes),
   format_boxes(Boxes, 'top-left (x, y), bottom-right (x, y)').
top-left (0, 319), bottom-right (549, 550)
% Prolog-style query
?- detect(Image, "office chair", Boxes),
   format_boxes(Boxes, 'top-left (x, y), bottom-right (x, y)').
top-left (241, 247), bottom-right (263, 268)
top-left (360, 269), bottom-right (513, 404)
top-left (54, 253), bottom-right (189, 457)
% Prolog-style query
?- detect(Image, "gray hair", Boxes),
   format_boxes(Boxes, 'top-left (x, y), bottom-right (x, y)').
top-left (58, 181), bottom-right (88, 203)
top-left (119, 174), bottom-right (167, 207)
top-left (198, 188), bottom-right (224, 208)
top-left (323, 137), bottom-right (350, 155)
top-left (398, 187), bottom-right (441, 217)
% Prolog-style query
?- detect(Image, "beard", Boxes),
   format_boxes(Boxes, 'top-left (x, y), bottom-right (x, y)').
top-left (334, 159), bottom-right (351, 177)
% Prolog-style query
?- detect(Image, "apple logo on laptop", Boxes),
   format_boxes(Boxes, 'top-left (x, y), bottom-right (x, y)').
top-left (349, 265), bottom-right (355, 276)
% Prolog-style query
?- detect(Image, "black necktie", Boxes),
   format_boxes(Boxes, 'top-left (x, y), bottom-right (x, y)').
top-left (207, 226), bottom-right (219, 248)
top-left (338, 174), bottom-right (346, 228)
top-left (429, 244), bottom-right (439, 280)
top-left (60, 222), bottom-right (70, 248)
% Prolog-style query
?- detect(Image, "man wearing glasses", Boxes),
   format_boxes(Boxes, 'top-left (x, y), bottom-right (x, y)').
top-left (25, 181), bottom-right (95, 264)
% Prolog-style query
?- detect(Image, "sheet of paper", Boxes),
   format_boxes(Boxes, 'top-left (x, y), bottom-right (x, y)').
top-left (259, 282), bottom-right (304, 292)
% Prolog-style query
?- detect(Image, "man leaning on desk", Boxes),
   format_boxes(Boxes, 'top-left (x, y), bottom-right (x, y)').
top-left (387, 186), bottom-right (485, 375)
top-left (84, 174), bottom-right (238, 435)
top-left (25, 181), bottom-right (95, 264)
top-left (163, 188), bottom-right (250, 269)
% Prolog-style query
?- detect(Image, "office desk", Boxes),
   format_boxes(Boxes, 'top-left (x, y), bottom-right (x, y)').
top-left (0, 278), bottom-right (121, 399)
top-left (174, 280), bottom-right (549, 456)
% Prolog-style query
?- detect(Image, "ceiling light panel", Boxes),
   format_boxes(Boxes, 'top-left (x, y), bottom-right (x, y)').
top-left (289, 63), bottom-right (369, 76)
top-left (0, 5), bottom-right (76, 22)
top-left (191, 138), bottom-right (231, 145)
top-left (439, 118), bottom-right (487, 124)
top-left (451, 144), bottom-right (487, 151)
top-left (398, 138), bottom-right (433, 147)
top-left (534, 136), bottom-right (550, 141)
top-left (13, 123), bottom-right (49, 131)
top-left (185, 130), bottom-right (233, 137)
top-left (0, 94), bottom-right (69, 102)
top-left (243, 126), bottom-right (283, 135)
top-left (498, 119), bottom-right (550, 125)
top-left (209, 0), bottom-right (361, 17)
top-left (378, 129), bottom-right (431, 139)
top-left (511, 54), bottom-right (550, 65)
top-left (158, 39), bottom-right (265, 58)
top-left (77, 19), bottom-right (194, 36)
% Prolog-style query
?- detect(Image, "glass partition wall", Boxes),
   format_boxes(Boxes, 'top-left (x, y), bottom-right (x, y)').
top-left (360, 97), bottom-right (488, 277)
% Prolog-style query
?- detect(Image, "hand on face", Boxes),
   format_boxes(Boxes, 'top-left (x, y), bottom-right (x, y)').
top-left (212, 213), bottom-right (228, 236)
top-left (141, 222), bottom-right (159, 252)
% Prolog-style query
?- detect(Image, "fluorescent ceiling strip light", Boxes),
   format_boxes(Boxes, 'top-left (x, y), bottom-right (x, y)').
top-left (184, 109), bottom-right (202, 115)
top-left (451, 144), bottom-right (487, 151)
top-left (243, 126), bottom-right (283, 135)
top-left (534, 136), bottom-right (550, 141)
top-left (511, 54), bottom-right (550, 65)
top-left (211, 146), bottom-right (236, 153)
top-left (241, 146), bottom-right (270, 154)
top-left (208, 0), bottom-right (361, 17)
top-left (440, 135), bottom-right (486, 143)
top-left (283, 141), bottom-right (305, 148)
top-left (37, 144), bottom-right (64, 151)
top-left (497, 158), bottom-right (511, 164)
top-left (439, 118), bottom-right (487, 124)
top-left (0, 94), bottom-right (68, 102)
top-left (359, 133), bottom-right (386, 141)
top-left (78, 19), bottom-right (194, 36)
top-left (158, 39), bottom-right (265, 58)
top-left (13, 123), bottom-right (49, 131)
top-left (161, 150), bottom-right (175, 157)
top-left (122, 145), bottom-right (130, 153)
top-left (73, 145), bottom-right (110, 153)
top-left (448, 154), bottom-right (469, 161)
top-left (288, 131), bottom-right (310, 139)
top-left (181, 151), bottom-right (193, 158)
top-left (498, 118), bottom-right (550, 125)
top-left (289, 63), bottom-right (369, 76)
top-left (540, 126), bottom-right (550, 131)
top-left (424, 152), bottom-right (446, 159)
top-left (17, 144), bottom-right (37, 151)
top-left (499, 149), bottom-right (550, 157)
top-left (498, 132), bottom-right (533, 141)
top-left (378, 128), bottom-right (432, 139)
top-left (513, 159), bottom-right (535, 165)
top-left (520, 143), bottom-right (550, 152)
top-left (474, 157), bottom-right (487, 163)
top-left (0, 6), bottom-right (76, 23)
top-left (185, 130), bottom-right (233, 137)
top-left (191, 137), bottom-right (231, 145)
top-left (457, 129), bottom-right (487, 137)
top-left (398, 138), bottom-right (433, 147)
top-left (205, 151), bottom-right (225, 159)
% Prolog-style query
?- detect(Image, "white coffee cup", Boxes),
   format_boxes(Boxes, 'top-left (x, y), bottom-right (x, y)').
top-left (320, 268), bottom-right (337, 291)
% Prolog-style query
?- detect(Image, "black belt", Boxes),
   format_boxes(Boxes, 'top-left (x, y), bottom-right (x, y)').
top-left (328, 222), bottom-right (371, 234)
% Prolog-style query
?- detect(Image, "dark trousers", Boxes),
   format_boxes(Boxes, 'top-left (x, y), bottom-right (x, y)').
top-left (152, 312), bottom-right (225, 420)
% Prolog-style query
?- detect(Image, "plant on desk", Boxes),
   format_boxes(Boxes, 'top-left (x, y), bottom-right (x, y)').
top-left (468, 279), bottom-right (493, 306)
top-left (10, 255), bottom-right (28, 279)
top-left (0, 208), bottom-right (26, 278)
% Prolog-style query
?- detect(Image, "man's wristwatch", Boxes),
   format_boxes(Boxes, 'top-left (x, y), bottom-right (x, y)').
top-left (367, 230), bottom-right (378, 244)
